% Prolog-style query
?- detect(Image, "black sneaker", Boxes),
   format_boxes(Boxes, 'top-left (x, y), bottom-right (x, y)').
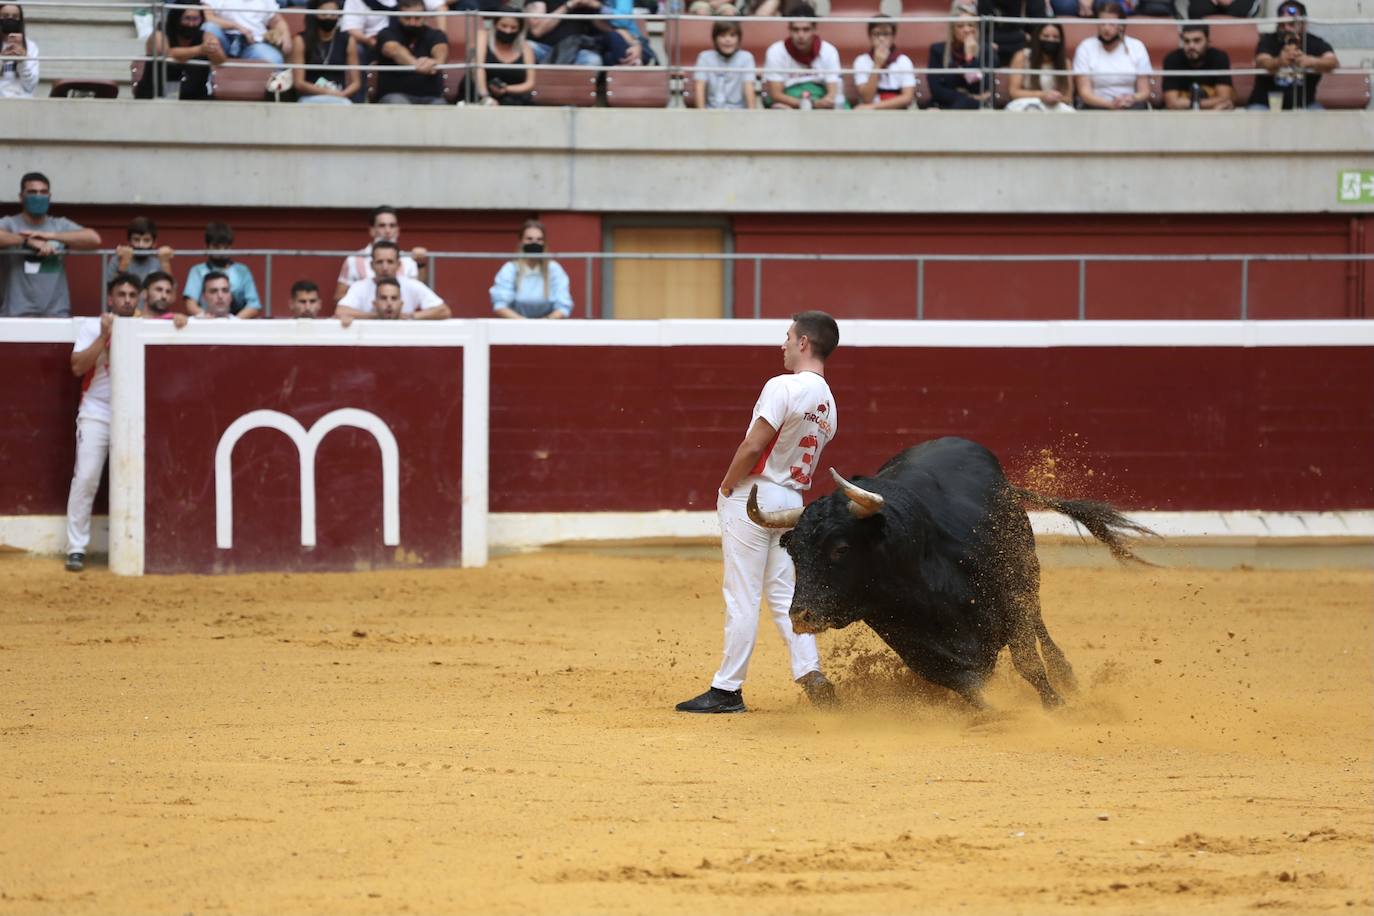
top-left (675, 687), bottom-right (746, 714)
top-left (797, 671), bottom-right (838, 708)
top-left (64, 553), bottom-right (85, 573)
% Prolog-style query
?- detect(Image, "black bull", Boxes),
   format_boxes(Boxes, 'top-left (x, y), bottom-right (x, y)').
top-left (747, 437), bottom-right (1155, 710)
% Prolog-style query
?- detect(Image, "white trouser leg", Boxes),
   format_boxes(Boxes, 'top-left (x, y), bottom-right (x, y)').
top-left (65, 415), bottom-right (110, 555)
top-left (763, 533), bottom-right (821, 681)
top-left (711, 480), bottom-right (804, 692)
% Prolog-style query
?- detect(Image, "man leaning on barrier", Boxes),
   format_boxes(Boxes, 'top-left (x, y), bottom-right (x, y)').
top-left (375, 0), bottom-right (448, 104)
top-left (0, 171), bottom-right (101, 318)
top-left (337, 240), bottom-right (450, 320)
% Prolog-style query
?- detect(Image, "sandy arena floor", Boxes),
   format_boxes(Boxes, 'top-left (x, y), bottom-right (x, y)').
top-left (0, 550), bottom-right (1370, 915)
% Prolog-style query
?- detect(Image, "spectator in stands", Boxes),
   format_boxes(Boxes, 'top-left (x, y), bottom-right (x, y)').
top-left (203, 0), bottom-right (293, 69)
top-left (1162, 23), bottom-right (1234, 110)
top-left (198, 271), bottom-right (236, 318)
top-left (490, 220), bottom-right (573, 319)
top-left (693, 20), bottom-right (756, 110)
top-left (1073, 2), bottom-right (1150, 110)
top-left (134, 3), bottom-right (220, 99)
top-left (525, 0), bottom-right (633, 68)
top-left (1007, 21), bottom-right (1074, 111)
top-left (977, 0), bottom-right (1047, 68)
top-left (928, 1), bottom-right (993, 110)
top-left (339, 277), bottom-right (409, 324)
top-left (338, 241), bottom-right (450, 320)
top-left (0, 172), bottom-right (101, 318)
top-left (289, 280), bottom-right (323, 317)
top-left (289, 0), bottom-right (360, 103)
top-left (852, 15), bottom-right (914, 110)
top-left (763, 2), bottom-right (843, 110)
top-left (688, 0), bottom-right (739, 17)
top-left (105, 217), bottom-right (174, 287)
top-left (0, 4), bottom-right (39, 99)
top-left (1246, 1), bottom-right (1336, 110)
top-left (375, 0), bottom-right (448, 104)
top-left (183, 222), bottom-right (262, 318)
top-left (140, 271), bottom-right (186, 322)
top-left (471, 8), bottom-right (536, 105)
top-left (335, 205), bottom-right (428, 301)
top-left (1187, 0), bottom-right (1257, 24)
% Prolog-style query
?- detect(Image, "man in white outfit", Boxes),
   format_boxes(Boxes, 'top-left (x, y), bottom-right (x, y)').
top-left (677, 311), bottom-right (840, 713)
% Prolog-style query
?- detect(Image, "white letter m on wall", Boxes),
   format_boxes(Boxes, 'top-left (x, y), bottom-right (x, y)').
top-left (215, 408), bottom-right (400, 550)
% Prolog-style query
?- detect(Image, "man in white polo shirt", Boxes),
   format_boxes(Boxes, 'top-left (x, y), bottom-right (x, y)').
top-left (336, 241), bottom-right (450, 322)
top-left (677, 311), bottom-right (841, 713)
top-left (333, 205), bottom-right (429, 303)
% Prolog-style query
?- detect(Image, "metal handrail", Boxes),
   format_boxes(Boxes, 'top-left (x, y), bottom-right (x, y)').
top-left (66, 247), bottom-right (1374, 320)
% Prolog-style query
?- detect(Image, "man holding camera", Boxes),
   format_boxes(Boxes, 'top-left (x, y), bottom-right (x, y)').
top-left (1247, 0), bottom-right (1337, 110)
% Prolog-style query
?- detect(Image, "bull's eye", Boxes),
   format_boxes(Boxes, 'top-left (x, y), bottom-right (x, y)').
top-left (828, 542), bottom-right (849, 563)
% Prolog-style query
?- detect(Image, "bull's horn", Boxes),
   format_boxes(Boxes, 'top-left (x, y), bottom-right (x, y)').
top-left (830, 468), bottom-right (885, 519)
top-left (746, 484), bottom-right (804, 529)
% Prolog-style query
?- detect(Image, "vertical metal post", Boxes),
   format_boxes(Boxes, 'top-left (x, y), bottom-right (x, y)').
top-left (584, 255), bottom-right (593, 318)
top-left (428, 252), bottom-right (438, 294)
top-left (1077, 258), bottom-right (1086, 320)
top-left (1239, 257), bottom-right (1249, 320)
top-left (753, 256), bottom-right (762, 319)
top-left (264, 252), bottom-right (273, 317)
top-left (916, 258), bottom-right (925, 319)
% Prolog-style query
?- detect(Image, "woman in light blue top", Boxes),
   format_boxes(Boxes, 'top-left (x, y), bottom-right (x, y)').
top-left (489, 220), bottom-right (572, 320)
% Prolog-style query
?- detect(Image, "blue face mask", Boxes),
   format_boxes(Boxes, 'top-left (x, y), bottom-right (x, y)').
top-left (23, 194), bottom-right (49, 217)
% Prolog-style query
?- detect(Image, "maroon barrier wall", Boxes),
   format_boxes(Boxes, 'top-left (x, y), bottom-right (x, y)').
top-left (0, 342), bottom-right (105, 516)
top-left (488, 345), bottom-right (1374, 513)
top-left (142, 345), bottom-right (464, 574)
top-left (52, 208), bottom-right (1372, 321)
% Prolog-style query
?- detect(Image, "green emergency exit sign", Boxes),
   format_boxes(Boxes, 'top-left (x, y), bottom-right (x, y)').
top-left (1338, 171), bottom-right (1374, 203)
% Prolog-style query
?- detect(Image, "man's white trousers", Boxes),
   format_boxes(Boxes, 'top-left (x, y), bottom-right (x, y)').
top-left (65, 414), bottom-right (109, 555)
top-left (711, 477), bottom-right (821, 692)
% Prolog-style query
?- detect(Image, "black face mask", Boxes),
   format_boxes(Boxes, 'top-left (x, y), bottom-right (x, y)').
top-left (1039, 40), bottom-right (1060, 58)
top-left (493, 29), bottom-right (518, 44)
top-left (316, 16), bottom-right (339, 31)
top-left (522, 242), bottom-right (545, 255)
top-left (0, 17), bottom-right (23, 34)
top-left (208, 255), bottom-right (232, 268)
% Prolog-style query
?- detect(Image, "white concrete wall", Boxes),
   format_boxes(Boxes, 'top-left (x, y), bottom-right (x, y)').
top-left (2, 100), bottom-right (1373, 213)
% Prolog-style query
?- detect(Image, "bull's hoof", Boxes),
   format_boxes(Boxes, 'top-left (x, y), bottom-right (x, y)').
top-left (797, 671), bottom-right (839, 709)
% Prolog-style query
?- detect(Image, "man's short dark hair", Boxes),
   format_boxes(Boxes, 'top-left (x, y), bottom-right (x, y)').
top-left (375, 277), bottom-right (402, 294)
top-left (19, 171), bottom-right (49, 191)
top-left (203, 270), bottom-right (230, 288)
top-left (783, 0), bottom-right (816, 18)
top-left (291, 279), bottom-right (320, 298)
top-left (204, 221), bottom-right (234, 247)
top-left (369, 205), bottom-right (398, 226)
top-left (791, 310), bottom-right (839, 360)
top-left (371, 240), bottom-right (401, 258)
top-left (1095, 1), bottom-right (1125, 16)
top-left (1180, 22), bottom-right (1209, 37)
top-left (107, 272), bottom-right (141, 294)
top-left (142, 270), bottom-right (175, 290)
top-left (397, 0), bottom-right (425, 10)
top-left (127, 216), bottom-right (158, 240)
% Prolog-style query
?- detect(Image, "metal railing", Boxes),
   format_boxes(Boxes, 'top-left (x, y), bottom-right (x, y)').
top-left (67, 247), bottom-right (1374, 318)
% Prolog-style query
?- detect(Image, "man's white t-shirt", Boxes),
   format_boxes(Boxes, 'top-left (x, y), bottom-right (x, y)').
top-left (339, 276), bottom-right (444, 314)
top-left (207, 0), bottom-right (278, 39)
top-left (749, 370), bottom-right (837, 491)
top-left (73, 318), bottom-right (112, 424)
top-left (763, 39), bottom-right (842, 90)
top-left (853, 52), bottom-right (916, 93)
top-left (1072, 35), bottom-right (1151, 101)
top-left (337, 243), bottom-right (420, 287)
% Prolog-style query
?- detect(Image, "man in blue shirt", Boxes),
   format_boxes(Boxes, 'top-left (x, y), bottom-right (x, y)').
top-left (182, 221), bottom-right (262, 318)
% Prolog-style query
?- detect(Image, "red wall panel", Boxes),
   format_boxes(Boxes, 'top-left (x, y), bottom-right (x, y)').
top-left (488, 345), bottom-right (1374, 513)
top-left (143, 345), bottom-right (464, 574)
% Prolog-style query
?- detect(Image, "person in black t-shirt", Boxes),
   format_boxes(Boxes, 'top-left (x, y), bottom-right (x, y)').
top-left (1246, 0), bottom-right (1337, 110)
top-left (376, 0), bottom-right (448, 104)
top-left (1162, 24), bottom-right (1234, 111)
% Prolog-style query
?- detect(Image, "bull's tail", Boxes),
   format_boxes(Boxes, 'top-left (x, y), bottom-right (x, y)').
top-left (1012, 487), bottom-right (1160, 566)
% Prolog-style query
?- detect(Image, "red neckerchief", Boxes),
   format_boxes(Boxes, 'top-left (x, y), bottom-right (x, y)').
top-left (785, 35), bottom-right (820, 67)
top-left (878, 46), bottom-right (902, 69)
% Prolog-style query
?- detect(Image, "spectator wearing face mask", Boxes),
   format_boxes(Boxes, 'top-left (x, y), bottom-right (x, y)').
top-left (1006, 21), bottom-right (1074, 112)
top-left (0, 3), bottom-right (38, 99)
top-left (375, 0), bottom-right (448, 105)
top-left (290, 0), bottom-right (360, 103)
top-left (182, 222), bottom-right (262, 319)
top-left (1073, 1), bottom-right (1151, 110)
top-left (134, 3), bottom-right (221, 99)
top-left (0, 171), bottom-right (102, 318)
top-left (489, 220), bottom-right (572, 320)
top-left (105, 217), bottom-right (175, 287)
top-left (472, 8), bottom-right (535, 106)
